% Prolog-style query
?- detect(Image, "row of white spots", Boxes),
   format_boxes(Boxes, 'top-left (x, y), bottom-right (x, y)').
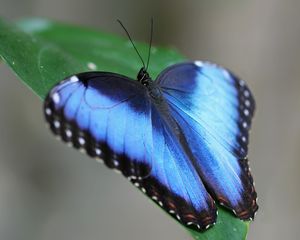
top-left (46, 110), bottom-right (103, 161)
top-left (46, 108), bottom-right (129, 180)
top-left (50, 75), bottom-right (79, 105)
top-left (242, 87), bottom-right (251, 117)
top-left (239, 80), bottom-right (252, 149)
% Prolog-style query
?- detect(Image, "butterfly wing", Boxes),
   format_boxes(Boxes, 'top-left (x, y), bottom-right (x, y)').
top-left (44, 72), bottom-right (153, 177)
top-left (132, 104), bottom-right (217, 230)
top-left (44, 72), bottom-right (217, 230)
top-left (156, 61), bottom-right (258, 220)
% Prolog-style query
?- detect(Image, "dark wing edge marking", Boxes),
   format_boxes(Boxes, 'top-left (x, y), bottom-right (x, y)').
top-left (130, 176), bottom-right (217, 231)
top-left (221, 67), bottom-right (258, 220)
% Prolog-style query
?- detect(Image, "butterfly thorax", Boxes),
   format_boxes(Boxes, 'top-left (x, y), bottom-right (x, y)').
top-left (137, 67), bottom-right (163, 101)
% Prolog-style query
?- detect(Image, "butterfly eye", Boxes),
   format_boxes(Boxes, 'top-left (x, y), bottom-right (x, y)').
top-left (137, 67), bottom-right (150, 83)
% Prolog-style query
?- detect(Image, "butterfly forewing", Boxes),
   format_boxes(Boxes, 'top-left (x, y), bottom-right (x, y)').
top-left (44, 72), bottom-right (153, 178)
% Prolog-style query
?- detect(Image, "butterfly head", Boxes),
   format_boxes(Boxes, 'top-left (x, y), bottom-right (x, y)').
top-left (137, 67), bottom-right (151, 86)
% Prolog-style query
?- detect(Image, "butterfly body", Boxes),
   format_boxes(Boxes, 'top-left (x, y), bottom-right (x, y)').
top-left (44, 61), bottom-right (258, 230)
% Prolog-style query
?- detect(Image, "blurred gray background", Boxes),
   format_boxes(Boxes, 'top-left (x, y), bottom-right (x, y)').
top-left (0, 0), bottom-right (300, 239)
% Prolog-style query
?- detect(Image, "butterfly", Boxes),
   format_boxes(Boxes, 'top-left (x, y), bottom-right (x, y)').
top-left (44, 59), bottom-right (258, 230)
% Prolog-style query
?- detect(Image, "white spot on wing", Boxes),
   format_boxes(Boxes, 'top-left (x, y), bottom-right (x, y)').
top-left (244, 90), bottom-right (250, 97)
top-left (95, 148), bottom-right (101, 155)
top-left (54, 120), bottom-right (60, 128)
top-left (245, 99), bottom-right (251, 107)
top-left (239, 80), bottom-right (245, 86)
top-left (244, 109), bottom-right (250, 116)
top-left (70, 76), bottom-right (79, 83)
top-left (113, 160), bottom-right (119, 167)
top-left (194, 61), bottom-right (204, 68)
top-left (78, 137), bottom-right (85, 145)
top-left (65, 129), bottom-right (72, 138)
top-left (152, 196), bottom-right (158, 201)
top-left (52, 93), bottom-right (60, 104)
top-left (45, 108), bottom-right (52, 115)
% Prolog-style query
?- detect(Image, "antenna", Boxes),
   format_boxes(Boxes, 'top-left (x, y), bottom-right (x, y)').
top-left (117, 19), bottom-right (145, 68)
top-left (146, 17), bottom-right (153, 71)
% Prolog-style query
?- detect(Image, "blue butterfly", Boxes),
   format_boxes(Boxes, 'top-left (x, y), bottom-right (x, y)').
top-left (44, 60), bottom-right (258, 230)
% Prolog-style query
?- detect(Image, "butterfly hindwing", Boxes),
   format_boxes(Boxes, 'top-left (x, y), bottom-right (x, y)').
top-left (131, 104), bottom-right (217, 229)
top-left (156, 61), bottom-right (258, 220)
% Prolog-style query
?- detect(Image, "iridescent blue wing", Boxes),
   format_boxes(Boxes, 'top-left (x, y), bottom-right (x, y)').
top-left (44, 72), bottom-right (153, 177)
top-left (133, 104), bottom-right (217, 230)
top-left (156, 61), bottom-right (258, 220)
top-left (44, 72), bottom-right (217, 230)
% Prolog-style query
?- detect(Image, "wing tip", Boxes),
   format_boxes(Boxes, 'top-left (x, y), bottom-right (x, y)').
top-left (216, 166), bottom-right (259, 222)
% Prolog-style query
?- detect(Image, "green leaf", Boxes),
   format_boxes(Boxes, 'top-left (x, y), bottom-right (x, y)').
top-left (0, 18), bottom-right (249, 240)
